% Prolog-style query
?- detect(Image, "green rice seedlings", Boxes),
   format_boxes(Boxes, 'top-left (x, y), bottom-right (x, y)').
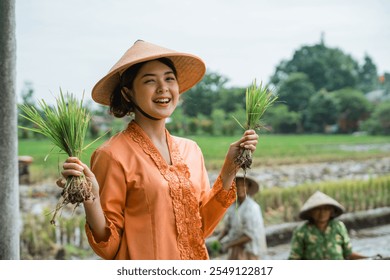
top-left (233, 79), bottom-right (277, 172)
top-left (18, 90), bottom-right (99, 225)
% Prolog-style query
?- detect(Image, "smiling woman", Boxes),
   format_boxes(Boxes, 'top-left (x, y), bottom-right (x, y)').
top-left (120, 59), bottom-right (180, 122)
top-left (55, 40), bottom-right (260, 260)
top-left (109, 57), bottom-right (179, 119)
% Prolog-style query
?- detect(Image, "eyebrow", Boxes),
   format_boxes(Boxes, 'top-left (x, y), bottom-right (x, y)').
top-left (140, 71), bottom-right (175, 79)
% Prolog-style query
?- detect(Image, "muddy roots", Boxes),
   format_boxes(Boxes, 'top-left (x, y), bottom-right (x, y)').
top-left (234, 148), bottom-right (253, 171)
top-left (50, 176), bottom-right (94, 225)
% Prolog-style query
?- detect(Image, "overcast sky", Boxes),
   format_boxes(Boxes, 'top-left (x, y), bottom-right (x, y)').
top-left (16, 0), bottom-right (390, 105)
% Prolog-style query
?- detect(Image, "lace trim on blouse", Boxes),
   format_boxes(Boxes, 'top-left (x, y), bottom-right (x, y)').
top-left (213, 176), bottom-right (237, 208)
top-left (125, 121), bottom-right (235, 259)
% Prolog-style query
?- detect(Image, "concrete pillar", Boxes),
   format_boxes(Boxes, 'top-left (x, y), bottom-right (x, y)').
top-left (0, 0), bottom-right (19, 260)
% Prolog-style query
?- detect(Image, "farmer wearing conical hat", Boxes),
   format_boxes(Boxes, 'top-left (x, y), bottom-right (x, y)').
top-left (218, 175), bottom-right (267, 259)
top-left (288, 191), bottom-right (366, 260)
top-left (58, 40), bottom-right (259, 260)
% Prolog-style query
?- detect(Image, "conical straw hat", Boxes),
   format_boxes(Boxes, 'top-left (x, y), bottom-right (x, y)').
top-left (299, 191), bottom-right (345, 220)
top-left (235, 175), bottom-right (260, 196)
top-left (92, 40), bottom-right (206, 106)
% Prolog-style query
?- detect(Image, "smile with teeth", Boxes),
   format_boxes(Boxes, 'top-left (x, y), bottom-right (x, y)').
top-left (154, 98), bottom-right (171, 104)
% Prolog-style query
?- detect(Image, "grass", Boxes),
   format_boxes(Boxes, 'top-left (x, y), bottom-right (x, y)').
top-left (18, 138), bottom-right (105, 182)
top-left (19, 134), bottom-right (390, 180)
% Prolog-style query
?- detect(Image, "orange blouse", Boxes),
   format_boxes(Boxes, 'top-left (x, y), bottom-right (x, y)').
top-left (85, 121), bottom-right (236, 260)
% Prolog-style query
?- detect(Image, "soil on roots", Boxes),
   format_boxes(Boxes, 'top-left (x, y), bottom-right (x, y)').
top-left (235, 148), bottom-right (253, 171)
top-left (50, 176), bottom-right (94, 225)
top-left (234, 149), bottom-right (253, 198)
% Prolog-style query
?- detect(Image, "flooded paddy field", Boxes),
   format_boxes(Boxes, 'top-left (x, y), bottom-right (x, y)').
top-left (210, 157), bottom-right (390, 189)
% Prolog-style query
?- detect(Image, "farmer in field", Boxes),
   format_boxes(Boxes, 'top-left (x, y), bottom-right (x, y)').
top-left (57, 40), bottom-right (259, 260)
top-left (288, 190), bottom-right (366, 260)
top-left (218, 175), bottom-right (267, 260)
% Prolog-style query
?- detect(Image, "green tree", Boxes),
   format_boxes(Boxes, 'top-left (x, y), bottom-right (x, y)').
top-left (275, 72), bottom-right (316, 112)
top-left (304, 89), bottom-right (339, 133)
top-left (265, 104), bottom-right (301, 133)
top-left (20, 81), bottom-right (35, 106)
top-left (358, 54), bottom-right (379, 93)
top-left (379, 72), bottom-right (390, 95)
top-left (181, 71), bottom-right (228, 117)
top-left (331, 88), bottom-right (371, 133)
top-left (18, 82), bottom-right (37, 138)
top-left (197, 113), bottom-right (213, 135)
top-left (166, 106), bottom-right (187, 135)
top-left (360, 101), bottom-right (390, 135)
top-left (213, 87), bottom-right (246, 113)
top-left (270, 42), bottom-right (360, 92)
top-left (229, 107), bottom-right (246, 136)
top-left (211, 109), bottom-right (225, 136)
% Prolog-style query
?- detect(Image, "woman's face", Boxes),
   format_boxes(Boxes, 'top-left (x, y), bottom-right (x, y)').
top-left (129, 60), bottom-right (180, 119)
top-left (310, 205), bottom-right (333, 224)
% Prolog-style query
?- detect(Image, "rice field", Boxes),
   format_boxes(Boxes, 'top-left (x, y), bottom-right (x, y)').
top-left (18, 134), bottom-right (390, 259)
top-left (18, 134), bottom-right (390, 181)
top-left (190, 134), bottom-right (390, 168)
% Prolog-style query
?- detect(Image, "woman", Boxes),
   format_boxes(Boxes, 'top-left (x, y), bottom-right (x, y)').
top-left (58, 40), bottom-right (259, 260)
top-left (288, 191), bottom-right (366, 260)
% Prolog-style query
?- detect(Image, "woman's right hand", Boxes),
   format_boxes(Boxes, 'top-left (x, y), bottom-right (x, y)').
top-left (56, 157), bottom-right (100, 200)
top-left (57, 157), bottom-right (108, 241)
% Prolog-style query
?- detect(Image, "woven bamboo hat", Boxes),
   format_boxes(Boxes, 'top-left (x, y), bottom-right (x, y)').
top-left (299, 191), bottom-right (345, 220)
top-left (92, 40), bottom-right (206, 106)
top-left (235, 175), bottom-right (260, 196)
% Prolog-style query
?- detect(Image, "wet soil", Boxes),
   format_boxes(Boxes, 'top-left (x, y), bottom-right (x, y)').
top-left (210, 157), bottom-right (390, 189)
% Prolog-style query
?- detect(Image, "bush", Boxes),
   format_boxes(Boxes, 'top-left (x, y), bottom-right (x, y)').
top-left (360, 101), bottom-right (390, 135)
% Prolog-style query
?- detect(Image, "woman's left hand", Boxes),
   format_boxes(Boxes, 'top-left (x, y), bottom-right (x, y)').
top-left (220, 130), bottom-right (259, 188)
top-left (226, 129), bottom-right (259, 164)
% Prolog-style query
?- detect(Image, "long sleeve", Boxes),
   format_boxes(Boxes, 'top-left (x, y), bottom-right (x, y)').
top-left (85, 148), bottom-right (126, 259)
top-left (200, 175), bottom-right (236, 237)
top-left (288, 226), bottom-right (305, 260)
top-left (338, 221), bottom-right (353, 259)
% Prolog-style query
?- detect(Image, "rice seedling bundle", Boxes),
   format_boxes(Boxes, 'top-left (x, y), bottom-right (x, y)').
top-left (18, 90), bottom-right (96, 225)
top-left (234, 79), bottom-right (278, 172)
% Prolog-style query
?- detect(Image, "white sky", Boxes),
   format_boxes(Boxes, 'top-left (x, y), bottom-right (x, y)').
top-left (16, 0), bottom-right (390, 105)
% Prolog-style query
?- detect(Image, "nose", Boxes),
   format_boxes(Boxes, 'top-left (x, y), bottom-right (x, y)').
top-left (157, 87), bottom-right (168, 94)
top-left (156, 77), bottom-right (170, 93)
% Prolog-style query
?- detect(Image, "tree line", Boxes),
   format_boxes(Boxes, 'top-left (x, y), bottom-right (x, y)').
top-left (18, 39), bottom-right (390, 139)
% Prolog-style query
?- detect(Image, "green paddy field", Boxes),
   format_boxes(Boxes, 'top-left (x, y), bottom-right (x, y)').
top-left (18, 134), bottom-right (390, 182)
